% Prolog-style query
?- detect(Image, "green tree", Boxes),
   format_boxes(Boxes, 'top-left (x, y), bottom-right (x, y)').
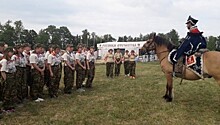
top-left (123, 35), bottom-right (128, 42)
top-left (166, 29), bottom-right (179, 45)
top-left (0, 20), bottom-right (16, 46)
top-left (59, 26), bottom-right (74, 48)
top-left (127, 36), bottom-right (133, 42)
top-left (14, 20), bottom-right (24, 44)
top-left (207, 36), bottom-right (216, 50)
top-left (143, 34), bottom-right (150, 41)
top-left (36, 29), bottom-right (50, 47)
top-left (118, 37), bottom-right (124, 42)
top-left (216, 35), bottom-right (220, 51)
top-left (91, 32), bottom-right (96, 47)
top-left (139, 33), bottom-right (143, 41)
top-left (103, 34), bottom-right (115, 42)
top-left (82, 29), bottom-right (90, 46)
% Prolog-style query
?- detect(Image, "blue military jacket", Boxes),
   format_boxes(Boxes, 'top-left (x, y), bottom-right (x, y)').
top-left (170, 31), bottom-right (207, 63)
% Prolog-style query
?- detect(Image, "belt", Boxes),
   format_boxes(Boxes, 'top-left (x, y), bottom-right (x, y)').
top-left (64, 64), bottom-right (74, 67)
top-left (52, 65), bottom-right (60, 67)
top-left (16, 66), bottom-right (26, 69)
top-left (6, 72), bottom-right (15, 75)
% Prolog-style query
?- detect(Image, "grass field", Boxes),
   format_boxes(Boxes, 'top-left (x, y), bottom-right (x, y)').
top-left (0, 62), bottom-right (220, 125)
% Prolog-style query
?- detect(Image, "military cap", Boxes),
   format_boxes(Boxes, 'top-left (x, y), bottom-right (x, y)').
top-left (186, 15), bottom-right (198, 25)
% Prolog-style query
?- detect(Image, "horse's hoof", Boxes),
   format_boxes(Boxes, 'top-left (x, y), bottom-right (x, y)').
top-left (166, 97), bottom-right (173, 102)
top-left (163, 95), bottom-right (169, 99)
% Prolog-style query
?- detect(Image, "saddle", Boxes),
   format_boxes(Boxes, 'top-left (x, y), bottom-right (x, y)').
top-left (173, 49), bottom-right (209, 78)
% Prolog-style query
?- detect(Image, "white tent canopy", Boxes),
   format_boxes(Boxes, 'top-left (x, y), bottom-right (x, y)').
top-left (97, 41), bottom-right (146, 58)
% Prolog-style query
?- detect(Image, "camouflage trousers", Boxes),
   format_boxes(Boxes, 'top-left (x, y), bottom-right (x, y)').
top-left (2, 73), bottom-right (16, 110)
top-left (0, 77), bottom-right (3, 101)
top-left (26, 66), bottom-right (32, 86)
top-left (124, 61), bottom-right (130, 75)
top-left (16, 67), bottom-right (28, 102)
top-left (106, 62), bottom-right (114, 78)
top-left (86, 62), bottom-right (95, 88)
top-left (30, 69), bottom-right (44, 100)
top-left (64, 66), bottom-right (74, 93)
top-left (44, 68), bottom-right (50, 88)
top-left (76, 64), bottom-right (86, 89)
top-left (83, 61), bottom-right (88, 81)
top-left (129, 61), bottom-right (136, 77)
top-left (48, 65), bottom-right (61, 97)
top-left (115, 60), bottom-right (121, 76)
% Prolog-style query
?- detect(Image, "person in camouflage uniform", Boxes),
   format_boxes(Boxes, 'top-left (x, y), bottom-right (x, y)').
top-left (123, 50), bottom-right (130, 76)
top-left (62, 44), bottom-right (75, 94)
top-left (23, 43), bottom-right (32, 87)
top-left (114, 48), bottom-right (122, 76)
top-left (47, 45), bottom-right (62, 98)
top-left (30, 44), bottom-right (45, 102)
top-left (75, 44), bottom-right (86, 92)
top-left (44, 45), bottom-right (54, 88)
top-left (81, 44), bottom-right (88, 86)
top-left (1, 47), bottom-right (17, 112)
top-left (129, 50), bottom-right (137, 79)
top-left (0, 42), bottom-right (5, 102)
top-left (104, 49), bottom-right (114, 78)
top-left (86, 46), bottom-right (96, 88)
top-left (12, 44), bottom-right (28, 103)
top-left (39, 45), bottom-right (46, 97)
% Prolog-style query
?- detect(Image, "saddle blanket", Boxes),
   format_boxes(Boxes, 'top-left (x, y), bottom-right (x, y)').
top-left (168, 49), bottom-right (204, 78)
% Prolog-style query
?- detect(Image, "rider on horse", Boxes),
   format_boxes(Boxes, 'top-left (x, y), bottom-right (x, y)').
top-left (170, 16), bottom-right (207, 64)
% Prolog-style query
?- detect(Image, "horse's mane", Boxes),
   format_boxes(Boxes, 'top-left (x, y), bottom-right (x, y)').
top-left (154, 35), bottom-right (177, 52)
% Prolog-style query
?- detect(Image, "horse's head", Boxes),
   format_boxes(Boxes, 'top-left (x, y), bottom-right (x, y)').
top-left (140, 33), bottom-right (156, 54)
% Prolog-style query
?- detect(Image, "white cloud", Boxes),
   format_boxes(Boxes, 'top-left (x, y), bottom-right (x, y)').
top-left (0, 0), bottom-right (219, 39)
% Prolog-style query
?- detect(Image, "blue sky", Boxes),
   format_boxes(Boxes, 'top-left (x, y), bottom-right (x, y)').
top-left (0, 0), bottom-right (219, 38)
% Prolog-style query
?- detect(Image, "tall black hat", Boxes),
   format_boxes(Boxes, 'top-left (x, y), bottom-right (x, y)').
top-left (186, 16), bottom-right (198, 26)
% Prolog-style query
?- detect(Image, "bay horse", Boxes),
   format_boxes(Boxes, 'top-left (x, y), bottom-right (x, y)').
top-left (141, 33), bottom-right (220, 102)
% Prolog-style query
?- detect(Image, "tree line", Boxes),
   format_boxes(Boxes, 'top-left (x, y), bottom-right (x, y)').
top-left (0, 20), bottom-right (220, 50)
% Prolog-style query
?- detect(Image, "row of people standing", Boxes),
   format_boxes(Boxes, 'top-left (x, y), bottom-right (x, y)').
top-left (104, 48), bottom-right (137, 79)
top-left (0, 43), bottom-right (96, 114)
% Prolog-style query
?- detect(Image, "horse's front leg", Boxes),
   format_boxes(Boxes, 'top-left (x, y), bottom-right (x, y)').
top-left (163, 73), bottom-right (173, 102)
top-left (163, 84), bottom-right (169, 100)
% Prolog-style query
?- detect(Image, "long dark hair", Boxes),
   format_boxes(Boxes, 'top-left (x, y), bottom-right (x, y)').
top-left (14, 44), bottom-right (24, 57)
top-left (32, 43), bottom-right (42, 54)
top-left (4, 47), bottom-right (14, 61)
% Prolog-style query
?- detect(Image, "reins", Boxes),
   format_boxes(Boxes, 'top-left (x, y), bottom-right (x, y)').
top-left (145, 40), bottom-right (169, 64)
top-left (156, 50), bottom-right (169, 64)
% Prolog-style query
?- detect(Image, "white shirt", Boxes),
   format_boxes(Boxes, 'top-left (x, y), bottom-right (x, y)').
top-left (0, 53), bottom-right (3, 59)
top-left (0, 59), bottom-right (16, 73)
top-left (23, 50), bottom-right (31, 64)
top-left (11, 54), bottom-right (27, 67)
top-left (62, 51), bottom-right (75, 66)
top-left (30, 53), bottom-right (45, 68)
top-left (48, 53), bottom-right (62, 66)
top-left (44, 51), bottom-right (50, 61)
top-left (75, 52), bottom-right (85, 62)
top-left (86, 52), bottom-right (96, 62)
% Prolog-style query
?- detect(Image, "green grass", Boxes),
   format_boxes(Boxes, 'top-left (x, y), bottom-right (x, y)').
top-left (1, 62), bottom-right (220, 125)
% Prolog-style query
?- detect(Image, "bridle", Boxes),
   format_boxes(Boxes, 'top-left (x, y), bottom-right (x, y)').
top-left (144, 37), bottom-right (169, 64)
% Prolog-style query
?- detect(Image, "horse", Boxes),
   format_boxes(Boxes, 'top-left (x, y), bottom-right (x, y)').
top-left (141, 33), bottom-right (220, 102)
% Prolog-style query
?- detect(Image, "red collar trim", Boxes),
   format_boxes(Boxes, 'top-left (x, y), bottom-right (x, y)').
top-left (190, 27), bottom-right (200, 33)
